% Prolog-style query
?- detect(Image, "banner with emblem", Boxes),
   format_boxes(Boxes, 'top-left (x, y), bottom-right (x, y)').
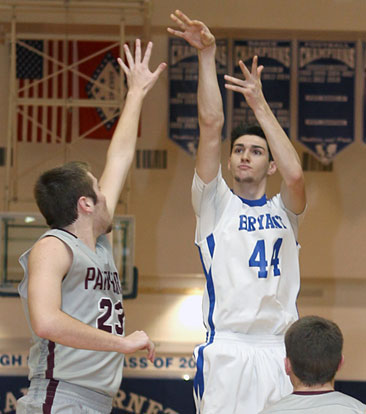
top-left (168, 38), bottom-right (228, 156)
top-left (232, 40), bottom-right (291, 136)
top-left (298, 41), bottom-right (355, 164)
top-left (76, 41), bottom-right (124, 140)
top-left (15, 39), bottom-right (129, 143)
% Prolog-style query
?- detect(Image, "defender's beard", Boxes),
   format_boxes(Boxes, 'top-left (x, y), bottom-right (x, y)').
top-left (105, 223), bottom-right (113, 234)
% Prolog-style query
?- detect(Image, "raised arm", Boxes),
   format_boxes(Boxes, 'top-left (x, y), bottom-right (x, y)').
top-left (99, 40), bottom-right (166, 218)
top-left (225, 57), bottom-right (306, 214)
top-left (168, 10), bottom-right (224, 183)
top-left (28, 237), bottom-right (155, 361)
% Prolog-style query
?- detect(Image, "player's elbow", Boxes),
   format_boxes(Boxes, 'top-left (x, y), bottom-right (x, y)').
top-left (287, 169), bottom-right (305, 190)
top-left (30, 313), bottom-right (58, 340)
top-left (198, 111), bottom-right (224, 131)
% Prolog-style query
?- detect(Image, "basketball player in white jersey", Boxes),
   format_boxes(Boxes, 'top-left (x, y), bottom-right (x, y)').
top-left (168, 11), bottom-right (306, 414)
top-left (16, 40), bottom-right (166, 414)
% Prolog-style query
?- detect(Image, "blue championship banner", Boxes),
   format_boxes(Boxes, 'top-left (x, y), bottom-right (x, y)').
top-left (168, 38), bottom-right (228, 156)
top-left (298, 41), bottom-right (355, 163)
top-left (232, 40), bottom-right (291, 135)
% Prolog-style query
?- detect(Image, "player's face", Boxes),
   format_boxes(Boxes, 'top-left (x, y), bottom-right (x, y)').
top-left (228, 135), bottom-right (274, 185)
top-left (88, 173), bottom-right (113, 234)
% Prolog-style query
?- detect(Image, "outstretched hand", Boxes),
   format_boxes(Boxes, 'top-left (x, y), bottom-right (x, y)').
top-left (224, 56), bottom-right (266, 110)
top-left (117, 39), bottom-right (166, 97)
top-left (167, 10), bottom-right (215, 50)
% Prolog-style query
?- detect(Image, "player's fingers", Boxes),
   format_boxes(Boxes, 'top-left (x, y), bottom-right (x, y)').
top-left (225, 83), bottom-right (245, 93)
top-left (175, 9), bottom-right (192, 26)
top-left (147, 340), bottom-right (155, 362)
top-left (117, 57), bottom-right (129, 75)
top-left (224, 74), bottom-right (245, 87)
top-left (239, 60), bottom-right (251, 79)
top-left (170, 12), bottom-right (186, 30)
top-left (142, 41), bottom-right (152, 65)
top-left (258, 65), bottom-right (264, 77)
top-left (150, 347), bottom-right (156, 362)
top-left (123, 43), bottom-right (134, 69)
top-left (135, 39), bottom-right (141, 64)
top-left (167, 27), bottom-right (185, 39)
top-left (251, 55), bottom-right (258, 76)
top-left (153, 62), bottom-right (167, 78)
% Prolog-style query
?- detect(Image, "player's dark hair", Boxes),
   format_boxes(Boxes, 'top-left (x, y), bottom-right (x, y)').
top-left (285, 316), bottom-right (343, 386)
top-left (34, 161), bottom-right (97, 228)
top-left (230, 124), bottom-right (273, 161)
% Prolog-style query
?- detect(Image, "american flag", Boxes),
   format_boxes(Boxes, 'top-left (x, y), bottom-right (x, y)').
top-left (16, 39), bottom-right (125, 143)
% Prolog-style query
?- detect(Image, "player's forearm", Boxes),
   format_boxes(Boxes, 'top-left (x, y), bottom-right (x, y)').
top-left (106, 89), bottom-right (144, 162)
top-left (254, 101), bottom-right (304, 187)
top-left (99, 89), bottom-right (144, 214)
top-left (197, 45), bottom-right (224, 133)
top-left (196, 45), bottom-right (224, 182)
top-left (31, 309), bottom-right (130, 354)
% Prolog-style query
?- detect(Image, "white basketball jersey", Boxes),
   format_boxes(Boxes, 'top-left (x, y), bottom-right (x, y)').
top-left (18, 229), bottom-right (125, 397)
top-left (192, 168), bottom-right (301, 336)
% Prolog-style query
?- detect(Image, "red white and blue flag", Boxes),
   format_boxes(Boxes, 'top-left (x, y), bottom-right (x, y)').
top-left (16, 39), bottom-right (125, 143)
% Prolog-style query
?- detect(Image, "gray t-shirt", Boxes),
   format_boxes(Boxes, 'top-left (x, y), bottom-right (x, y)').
top-left (260, 391), bottom-right (366, 413)
top-left (18, 228), bottom-right (125, 397)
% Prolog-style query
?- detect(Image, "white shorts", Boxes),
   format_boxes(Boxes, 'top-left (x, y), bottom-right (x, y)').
top-left (16, 378), bottom-right (113, 414)
top-left (193, 332), bottom-right (293, 414)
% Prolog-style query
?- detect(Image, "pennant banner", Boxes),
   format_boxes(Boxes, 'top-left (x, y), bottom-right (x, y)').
top-left (232, 40), bottom-right (291, 136)
top-left (298, 41), bottom-right (355, 163)
top-left (168, 38), bottom-right (228, 156)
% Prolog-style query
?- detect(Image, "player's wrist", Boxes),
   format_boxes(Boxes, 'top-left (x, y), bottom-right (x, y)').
top-left (251, 98), bottom-right (270, 118)
top-left (198, 42), bottom-right (216, 58)
top-left (126, 87), bottom-right (145, 98)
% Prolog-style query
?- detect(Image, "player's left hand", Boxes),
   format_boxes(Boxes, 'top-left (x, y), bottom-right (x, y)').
top-left (167, 10), bottom-right (215, 50)
top-left (224, 56), bottom-right (265, 110)
top-left (117, 39), bottom-right (166, 97)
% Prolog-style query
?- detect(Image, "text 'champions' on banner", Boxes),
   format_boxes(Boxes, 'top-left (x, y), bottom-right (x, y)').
top-left (232, 40), bottom-right (291, 136)
top-left (298, 41), bottom-right (356, 164)
top-left (168, 38), bottom-right (228, 156)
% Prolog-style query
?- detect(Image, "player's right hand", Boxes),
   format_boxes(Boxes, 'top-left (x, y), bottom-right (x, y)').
top-left (167, 10), bottom-right (215, 50)
top-left (121, 330), bottom-right (155, 362)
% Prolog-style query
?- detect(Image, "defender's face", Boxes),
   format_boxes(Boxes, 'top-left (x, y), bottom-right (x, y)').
top-left (228, 134), bottom-right (273, 185)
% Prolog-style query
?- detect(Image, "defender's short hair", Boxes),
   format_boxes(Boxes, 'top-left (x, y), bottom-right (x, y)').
top-left (34, 161), bottom-right (97, 228)
top-left (285, 316), bottom-right (343, 386)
